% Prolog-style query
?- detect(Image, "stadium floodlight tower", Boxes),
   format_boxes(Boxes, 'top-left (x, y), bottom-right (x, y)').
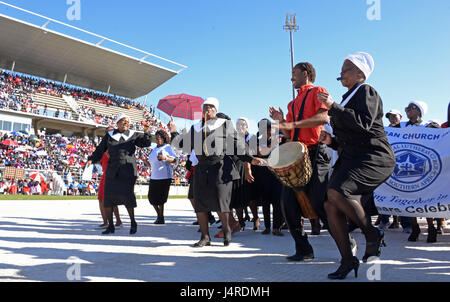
top-left (283, 13), bottom-right (299, 100)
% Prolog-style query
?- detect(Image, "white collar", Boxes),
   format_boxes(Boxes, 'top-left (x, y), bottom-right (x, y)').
top-left (341, 83), bottom-right (369, 107)
top-left (193, 118), bottom-right (227, 132)
top-left (108, 129), bottom-right (135, 142)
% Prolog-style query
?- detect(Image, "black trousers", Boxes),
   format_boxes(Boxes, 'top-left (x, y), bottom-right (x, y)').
top-left (280, 143), bottom-right (331, 254)
top-left (261, 170), bottom-right (283, 229)
top-left (281, 186), bottom-right (313, 255)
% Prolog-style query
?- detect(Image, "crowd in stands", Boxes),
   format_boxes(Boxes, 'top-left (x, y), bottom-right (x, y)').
top-left (0, 69), bottom-right (167, 134)
top-left (0, 130), bottom-right (188, 196)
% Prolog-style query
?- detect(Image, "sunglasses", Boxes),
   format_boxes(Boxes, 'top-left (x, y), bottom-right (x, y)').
top-left (405, 105), bottom-right (419, 111)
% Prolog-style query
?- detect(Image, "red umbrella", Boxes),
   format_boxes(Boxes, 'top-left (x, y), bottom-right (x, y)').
top-left (157, 94), bottom-right (204, 120)
top-left (30, 171), bottom-right (46, 182)
top-left (1, 140), bottom-right (18, 147)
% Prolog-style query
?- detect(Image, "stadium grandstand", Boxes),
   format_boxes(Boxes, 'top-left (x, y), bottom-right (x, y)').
top-left (0, 3), bottom-right (188, 195)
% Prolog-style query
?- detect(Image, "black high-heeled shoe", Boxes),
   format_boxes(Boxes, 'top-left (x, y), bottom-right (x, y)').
top-left (328, 257), bottom-right (360, 280)
top-left (223, 232), bottom-right (232, 246)
top-left (427, 227), bottom-right (437, 243)
top-left (130, 223), bottom-right (137, 235)
top-left (362, 229), bottom-right (386, 263)
top-left (408, 224), bottom-right (421, 242)
top-left (239, 220), bottom-right (246, 231)
top-left (102, 225), bottom-right (115, 235)
top-left (194, 237), bottom-right (211, 247)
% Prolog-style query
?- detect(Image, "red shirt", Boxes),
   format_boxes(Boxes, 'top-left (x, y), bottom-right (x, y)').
top-left (285, 84), bottom-right (329, 146)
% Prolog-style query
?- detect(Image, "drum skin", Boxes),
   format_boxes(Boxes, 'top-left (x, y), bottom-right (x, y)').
top-left (268, 142), bottom-right (317, 219)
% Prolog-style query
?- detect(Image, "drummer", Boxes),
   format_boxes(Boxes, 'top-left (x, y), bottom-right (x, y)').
top-left (269, 62), bottom-right (332, 261)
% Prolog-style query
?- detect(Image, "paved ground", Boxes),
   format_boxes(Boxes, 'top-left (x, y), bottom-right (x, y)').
top-left (0, 198), bottom-right (449, 282)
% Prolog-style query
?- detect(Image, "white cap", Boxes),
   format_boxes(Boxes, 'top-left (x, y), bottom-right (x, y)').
top-left (345, 52), bottom-right (375, 80)
top-left (237, 117), bottom-right (249, 127)
top-left (202, 97), bottom-right (219, 112)
top-left (115, 113), bottom-right (130, 124)
top-left (386, 109), bottom-right (403, 119)
top-left (408, 100), bottom-right (428, 117)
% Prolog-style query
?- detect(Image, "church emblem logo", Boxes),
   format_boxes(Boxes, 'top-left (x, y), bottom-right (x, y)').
top-left (386, 143), bottom-right (442, 193)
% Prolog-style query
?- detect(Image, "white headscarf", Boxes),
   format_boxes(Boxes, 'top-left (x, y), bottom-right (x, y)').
top-left (202, 97), bottom-right (219, 112)
top-left (237, 117), bottom-right (249, 127)
top-left (115, 113), bottom-right (130, 124)
top-left (408, 100), bottom-right (428, 117)
top-left (345, 52), bottom-right (375, 80)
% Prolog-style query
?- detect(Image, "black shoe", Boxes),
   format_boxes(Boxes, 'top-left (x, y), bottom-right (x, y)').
top-left (280, 222), bottom-right (289, 230)
top-left (408, 224), bottom-right (421, 242)
top-left (223, 232), bottom-right (232, 246)
top-left (102, 225), bottom-right (115, 235)
top-left (239, 220), bottom-right (246, 231)
top-left (130, 223), bottom-right (137, 235)
top-left (272, 229), bottom-right (284, 237)
top-left (261, 228), bottom-right (271, 235)
top-left (427, 227), bottom-right (437, 243)
top-left (388, 222), bottom-right (400, 229)
top-left (192, 220), bottom-right (199, 225)
top-left (362, 229), bottom-right (386, 263)
top-left (328, 257), bottom-right (360, 280)
top-left (208, 216), bottom-right (216, 225)
top-left (310, 219), bottom-right (321, 235)
top-left (154, 217), bottom-right (165, 224)
top-left (286, 252), bottom-right (314, 262)
top-left (194, 238), bottom-right (211, 248)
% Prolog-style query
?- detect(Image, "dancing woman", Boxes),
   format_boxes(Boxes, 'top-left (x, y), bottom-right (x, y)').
top-left (142, 130), bottom-right (176, 224)
top-left (169, 98), bottom-right (264, 247)
top-left (318, 52), bottom-right (395, 279)
top-left (87, 114), bottom-right (152, 235)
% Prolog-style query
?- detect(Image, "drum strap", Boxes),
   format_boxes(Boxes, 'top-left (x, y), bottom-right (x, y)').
top-left (291, 88), bottom-right (312, 142)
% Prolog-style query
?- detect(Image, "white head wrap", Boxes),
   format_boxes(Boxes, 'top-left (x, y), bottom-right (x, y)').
top-left (237, 117), bottom-right (249, 127)
top-left (115, 113), bottom-right (130, 124)
top-left (345, 52), bottom-right (375, 80)
top-left (202, 97), bottom-right (219, 112)
top-left (408, 100), bottom-right (428, 117)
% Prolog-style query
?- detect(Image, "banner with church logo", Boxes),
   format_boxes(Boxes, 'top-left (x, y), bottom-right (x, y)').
top-left (374, 127), bottom-right (450, 218)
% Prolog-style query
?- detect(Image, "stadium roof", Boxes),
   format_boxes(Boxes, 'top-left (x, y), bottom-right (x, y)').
top-left (0, 7), bottom-right (186, 99)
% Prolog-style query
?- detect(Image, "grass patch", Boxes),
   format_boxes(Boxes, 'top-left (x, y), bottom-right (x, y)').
top-left (0, 195), bottom-right (188, 200)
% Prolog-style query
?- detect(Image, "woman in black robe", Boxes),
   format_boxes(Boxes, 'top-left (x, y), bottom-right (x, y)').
top-left (318, 52), bottom-right (395, 279)
top-left (87, 114), bottom-right (152, 235)
top-left (169, 98), bottom-right (264, 247)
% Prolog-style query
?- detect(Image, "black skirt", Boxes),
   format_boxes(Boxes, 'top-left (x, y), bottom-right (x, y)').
top-left (230, 159), bottom-right (251, 209)
top-left (148, 178), bottom-right (172, 205)
top-left (328, 157), bottom-right (393, 202)
top-left (246, 165), bottom-right (264, 206)
top-left (188, 176), bottom-right (194, 200)
top-left (104, 176), bottom-right (137, 208)
top-left (193, 163), bottom-right (233, 213)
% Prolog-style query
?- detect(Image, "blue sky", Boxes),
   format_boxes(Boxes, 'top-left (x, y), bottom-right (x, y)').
top-left (1, 0), bottom-right (449, 133)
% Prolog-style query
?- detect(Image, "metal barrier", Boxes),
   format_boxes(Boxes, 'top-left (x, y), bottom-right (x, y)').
top-left (0, 167), bottom-right (188, 196)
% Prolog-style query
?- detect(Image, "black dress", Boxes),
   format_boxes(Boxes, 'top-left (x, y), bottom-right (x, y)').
top-left (88, 129), bottom-right (152, 208)
top-left (230, 133), bottom-right (255, 209)
top-left (171, 118), bottom-right (254, 213)
top-left (328, 83), bottom-right (396, 201)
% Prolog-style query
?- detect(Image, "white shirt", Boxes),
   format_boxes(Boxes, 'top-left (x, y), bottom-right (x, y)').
top-left (148, 144), bottom-right (176, 180)
top-left (399, 121), bottom-right (428, 128)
